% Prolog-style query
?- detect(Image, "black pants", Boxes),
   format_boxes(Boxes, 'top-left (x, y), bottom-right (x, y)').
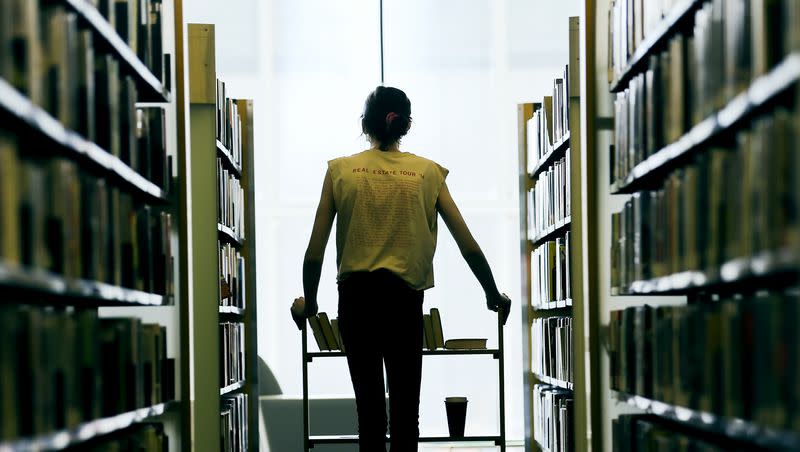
top-left (337, 270), bottom-right (424, 452)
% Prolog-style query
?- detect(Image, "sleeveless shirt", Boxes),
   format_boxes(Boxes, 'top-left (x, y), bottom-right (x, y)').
top-left (327, 149), bottom-right (449, 290)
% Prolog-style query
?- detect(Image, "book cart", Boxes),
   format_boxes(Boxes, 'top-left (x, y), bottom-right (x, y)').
top-left (300, 311), bottom-right (508, 451)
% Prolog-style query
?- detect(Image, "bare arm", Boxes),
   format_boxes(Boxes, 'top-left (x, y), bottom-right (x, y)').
top-left (293, 169), bottom-right (336, 321)
top-left (437, 182), bottom-right (510, 322)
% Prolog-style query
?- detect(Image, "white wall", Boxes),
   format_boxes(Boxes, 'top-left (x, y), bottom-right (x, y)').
top-left (185, 0), bottom-right (578, 443)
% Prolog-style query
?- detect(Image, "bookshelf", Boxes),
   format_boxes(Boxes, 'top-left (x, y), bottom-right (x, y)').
top-left (301, 312), bottom-right (507, 451)
top-left (584, 0), bottom-right (800, 449)
top-left (0, 0), bottom-right (183, 449)
top-left (518, 17), bottom-right (590, 452)
top-left (187, 23), bottom-right (259, 452)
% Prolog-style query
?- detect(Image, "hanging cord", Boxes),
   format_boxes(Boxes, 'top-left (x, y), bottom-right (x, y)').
top-left (380, 0), bottom-right (385, 84)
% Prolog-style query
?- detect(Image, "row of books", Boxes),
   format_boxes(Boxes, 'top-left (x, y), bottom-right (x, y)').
top-left (220, 393), bottom-right (248, 452)
top-left (531, 235), bottom-right (572, 308)
top-left (610, 110), bottom-right (800, 289)
top-left (610, 1), bottom-right (800, 185)
top-left (532, 316), bottom-right (573, 385)
top-left (0, 306), bottom-right (174, 439)
top-left (608, 290), bottom-right (800, 431)
top-left (609, 0), bottom-right (800, 84)
top-left (552, 66), bottom-right (570, 147)
top-left (613, 414), bottom-right (749, 452)
top-left (219, 241), bottom-right (245, 309)
top-left (99, 0), bottom-right (165, 81)
top-left (609, 0), bottom-right (681, 79)
top-left (220, 322), bottom-right (245, 389)
top-left (0, 146), bottom-right (175, 294)
top-left (0, 2), bottom-right (170, 189)
top-left (217, 158), bottom-right (245, 238)
top-left (527, 154), bottom-right (571, 240)
top-left (216, 80), bottom-right (244, 169)
top-left (525, 71), bottom-right (570, 175)
top-left (80, 423), bottom-right (169, 452)
top-left (533, 384), bottom-right (573, 452)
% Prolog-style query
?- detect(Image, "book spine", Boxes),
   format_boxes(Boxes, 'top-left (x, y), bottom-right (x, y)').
top-left (423, 314), bottom-right (435, 351)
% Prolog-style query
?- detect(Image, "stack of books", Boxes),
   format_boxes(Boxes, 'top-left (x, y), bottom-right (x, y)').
top-left (608, 290), bottom-right (800, 430)
top-left (533, 384), bottom-right (573, 452)
top-left (220, 321), bottom-right (245, 389)
top-left (0, 306), bottom-right (173, 439)
top-left (221, 393), bottom-right (248, 452)
top-left (528, 154), bottom-right (571, 240)
top-left (532, 316), bottom-right (573, 385)
top-left (531, 235), bottom-right (571, 308)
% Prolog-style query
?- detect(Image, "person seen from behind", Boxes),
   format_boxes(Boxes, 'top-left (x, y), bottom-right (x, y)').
top-left (290, 86), bottom-right (511, 452)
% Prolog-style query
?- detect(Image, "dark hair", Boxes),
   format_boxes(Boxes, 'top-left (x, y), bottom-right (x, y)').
top-left (361, 86), bottom-right (412, 151)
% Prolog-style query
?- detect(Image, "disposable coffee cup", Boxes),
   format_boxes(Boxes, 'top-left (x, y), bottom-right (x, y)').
top-left (445, 397), bottom-right (468, 438)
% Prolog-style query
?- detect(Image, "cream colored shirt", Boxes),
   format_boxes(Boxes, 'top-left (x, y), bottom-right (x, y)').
top-left (328, 149), bottom-right (449, 290)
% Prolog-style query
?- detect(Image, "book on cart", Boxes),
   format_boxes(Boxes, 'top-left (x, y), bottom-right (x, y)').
top-left (307, 313), bottom-right (336, 351)
top-left (317, 312), bottom-right (339, 350)
top-left (444, 339), bottom-right (488, 350)
top-left (423, 314), bottom-right (435, 351)
top-left (330, 318), bottom-right (345, 353)
top-left (430, 307), bottom-right (445, 349)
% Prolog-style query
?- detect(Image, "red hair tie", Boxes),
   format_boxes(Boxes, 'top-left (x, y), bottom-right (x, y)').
top-left (386, 112), bottom-right (399, 125)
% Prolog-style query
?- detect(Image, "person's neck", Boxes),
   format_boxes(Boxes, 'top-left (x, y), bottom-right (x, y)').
top-left (370, 140), bottom-right (400, 152)
top-left (372, 143), bottom-right (400, 152)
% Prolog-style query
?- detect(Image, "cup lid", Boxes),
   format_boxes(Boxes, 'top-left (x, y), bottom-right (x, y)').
top-left (445, 397), bottom-right (467, 402)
